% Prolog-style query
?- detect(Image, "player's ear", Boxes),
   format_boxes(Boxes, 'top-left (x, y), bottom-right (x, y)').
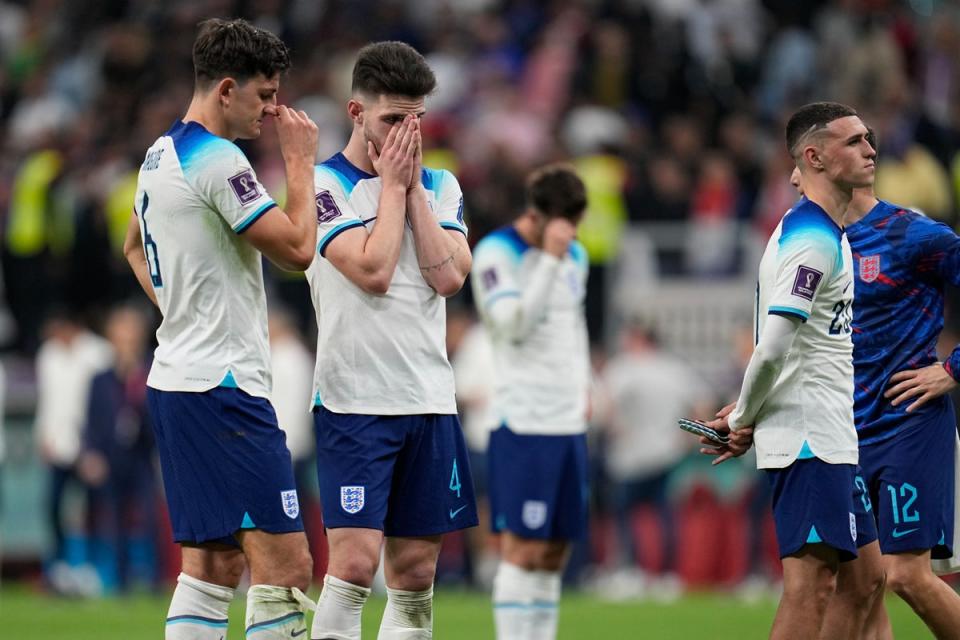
top-left (217, 77), bottom-right (237, 107)
top-left (347, 99), bottom-right (363, 126)
top-left (804, 146), bottom-right (824, 171)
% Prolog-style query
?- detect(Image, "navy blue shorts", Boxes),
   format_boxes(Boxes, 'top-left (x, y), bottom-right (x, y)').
top-left (487, 425), bottom-right (589, 541)
top-left (859, 398), bottom-right (955, 559)
top-left (313, 407), bottom-right (478, 536)
top-left (147, 387), bottom-right (303, 545)
top-left (766, 458), bottom-right (873, 561)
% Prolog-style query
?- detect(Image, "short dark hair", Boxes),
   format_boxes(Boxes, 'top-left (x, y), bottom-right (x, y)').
top-left (352, 41), bottom-right (436, 97)
top-left (526, 164), bottom-right (587, 221)
top-left (785, 102), bottom-right (859, 160)
top-left (192, 18), bottom-right (290, 88)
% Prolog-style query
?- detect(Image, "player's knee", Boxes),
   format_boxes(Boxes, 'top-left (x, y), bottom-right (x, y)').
top-left (885, 561), bottom-right (928, 599)
top-left (331, 555), bottom-right (379, 587)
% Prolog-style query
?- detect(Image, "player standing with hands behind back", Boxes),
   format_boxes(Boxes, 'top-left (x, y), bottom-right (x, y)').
top-left (124, 18), bottom-right (318, 640)
top-left (471, 165), bottom-right (590, 640)
top-left (306, 42), bottom-right (477, 640)
top-left (698, 103), bottom-right (882, 639)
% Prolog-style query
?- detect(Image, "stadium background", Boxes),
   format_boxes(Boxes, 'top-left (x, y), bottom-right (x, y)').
top-left (0, 0), bottom-right (959, 637)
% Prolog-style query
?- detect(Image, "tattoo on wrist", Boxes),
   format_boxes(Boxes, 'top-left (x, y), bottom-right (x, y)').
top-left (420, 244), bottom-right (461, 272)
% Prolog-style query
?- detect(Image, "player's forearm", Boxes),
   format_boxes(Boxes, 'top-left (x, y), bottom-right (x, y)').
top-left (123, 217), bottom-right (159, 307)
top-left (351, 184), bottom-right (407, 293)
top-left (487, 254), bottom-right (559, 340)
top-left (277, 160), bottom-right (319, 270)
top-left (407, 187), bottom-right (470, 296)
top-left (729, 314), bottom-right (800, 429)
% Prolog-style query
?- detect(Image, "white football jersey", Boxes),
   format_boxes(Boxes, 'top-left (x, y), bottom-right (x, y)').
top-left (752, 198), bottom-right (857, 468)
top-left (307, 153), bottom-right (466, 415)
top-left (135, 120), bottom-right (277, 399)
top-left (471, 226), bottom-right (590, 436)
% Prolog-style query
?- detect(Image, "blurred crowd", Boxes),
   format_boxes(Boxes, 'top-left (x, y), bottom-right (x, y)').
top-left (3, 0), bottom-right (960, 597)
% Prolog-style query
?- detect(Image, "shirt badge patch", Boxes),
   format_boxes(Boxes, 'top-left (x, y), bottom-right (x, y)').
top-left (316, 190), bottom-right (342, 224)
top-left (792, 265), bottom-right (823, 301)
top-left (228, 169), bottom-right (261, 205)
top-left (859, 255), bottom-right (880, 283)
top-left (341, 485), bottom-right (364, 514)
top-left (481, 267), bottom-right (498, 290)
top-left (281, 490), bottom-right (300, 519)
top-left (522, 500), bottom-right (547, 530)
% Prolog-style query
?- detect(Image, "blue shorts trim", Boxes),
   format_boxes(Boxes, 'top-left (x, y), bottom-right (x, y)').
top-left (147, 387), bottom-right (303, 545)
top-left (859, 398), bottom-right (955, 559)
top-left (487, 425), bottom-right (589, 541)
top-left (313, 407), bottom-right (478, 536)
top-left (766, 459), bottom-right (864, 561)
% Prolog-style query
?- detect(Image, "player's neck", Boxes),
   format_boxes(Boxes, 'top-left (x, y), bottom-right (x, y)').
top-left (802, 180), bottom-right (852, 228)
top-left (183, 95), bottom-right (231, 140)
top-left (342, 129), bottom-right (377, 175)
top-left (843, 191), bottom-right (879, 225)
top-left (513, 214), bottom-right (541, 248)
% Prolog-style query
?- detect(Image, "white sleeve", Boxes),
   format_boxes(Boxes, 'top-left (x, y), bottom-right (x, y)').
top-left (435, 170), bottom-right (467, 238)
top-left (190, 140), bottom-right (277, 233)
top-left (472, 241), bottom-right (559, 342)
top-left (728, 313), bottom-right (801, 430)
top-left (767, 226), bottom-right (838, 321)
top-left (314, 167), bottom-right (365, 257)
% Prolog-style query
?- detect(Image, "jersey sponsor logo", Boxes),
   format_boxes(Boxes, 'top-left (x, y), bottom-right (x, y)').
top-left (340, 485), bottom-right (365, 514)
top-left (481, 267), bottom-right (498, 290)
top-left (228, 169), bottom-right (261, 205)
top-left (792, 265), bottom-right (823, 301)
top-left (850, 512), bottom-right (857, 541)
top-left (522, 500), bottom-right (547, 530)
top-left (315, 190), bottom-right (342, 223)
top-left (859, 255), bottom-right (880, 283)
top-left (281, 490), bottom-right (300, 519)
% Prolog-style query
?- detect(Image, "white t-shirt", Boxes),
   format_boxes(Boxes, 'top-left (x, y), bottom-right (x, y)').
top-left (471, 226), bottom-right (590, 436)
top-left (270, 336), bottom-right (315, 461)
top-left (307, 153), bottom-right (466, 415)
top-left (751, 198), bottom-right (857, 468)
top-left (602, 350), bottom-right (706, 480)
top-left (135, 120), bottom-right (277, 399)
top-left (35, 332), bottom-right (113, 466)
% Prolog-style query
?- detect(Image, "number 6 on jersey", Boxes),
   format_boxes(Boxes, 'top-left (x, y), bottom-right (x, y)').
top-left (137, 191), bottom-right (163, 287)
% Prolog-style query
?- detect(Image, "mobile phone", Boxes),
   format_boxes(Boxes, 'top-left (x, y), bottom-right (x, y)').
top-left (677, 418), bottom-right (730, 445)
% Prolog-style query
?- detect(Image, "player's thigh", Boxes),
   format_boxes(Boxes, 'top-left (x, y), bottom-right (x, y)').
top-left (882, 548), bottom-right (933, 590)
top-left (383, 535), bottom-right (443, 590)
top-left (837, 540), bottom-right (884, 595)
top-left (325, 527), bottom-right (384, 587)
top-left (236, 529), bottom-right (312, 587)
top-left (781, 543), bottom-right (841, 595)
top-left (181, 543), bottom-right (246, 588)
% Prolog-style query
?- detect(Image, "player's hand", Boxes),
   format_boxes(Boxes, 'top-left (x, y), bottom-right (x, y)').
top-left (700, 424), bottom-right (754, 466)
top-left (408, 117), bottom-right (423, 192)
top-left (274, 105), bottom-right (319, 168)
top-left (543, 217), bottom-right (576, 258)
top-left (885, 362), bottom-right (958, 412)
top-left (714, 402), bottom-right (737, 420)
top-left (369, 115), bottom-right (417, 191)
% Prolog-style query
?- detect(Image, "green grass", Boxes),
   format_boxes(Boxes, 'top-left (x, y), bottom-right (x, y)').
top-left (0, 585), bottom-right (934, 638)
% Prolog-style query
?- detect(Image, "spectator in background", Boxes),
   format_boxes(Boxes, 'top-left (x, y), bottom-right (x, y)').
top-left (78, 305), bottom-right (157, 593)
top-left (598, 316), bottom-right (711, 598)
top-left (34, 308), bottom-right (112, 592)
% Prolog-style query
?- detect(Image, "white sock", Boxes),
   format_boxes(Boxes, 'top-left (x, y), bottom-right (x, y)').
top-left (311, 574), bottom-right (371, 640)
top-left (165, 572), bottom-right (234, 640)
top-left (377, 585), bottom-right (434, 639)
top-left (245, 584), bottom-right (314, 638)
top-left (528, 570), bottom-right (561, 640)
top-left (492, 562), bottom-right (536, 640)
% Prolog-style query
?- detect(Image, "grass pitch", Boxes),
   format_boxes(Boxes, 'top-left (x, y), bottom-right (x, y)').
top-left (0, 585), bottom-right (933, 638)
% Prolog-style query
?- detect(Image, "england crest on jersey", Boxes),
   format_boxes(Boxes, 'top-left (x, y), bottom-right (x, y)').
top-left (859, 255), bottom-right (880, 283)
top-left (341, 486), bottom-right (365, 514)
top-left (281, 490), bottom-right (300, 519)
top-left (522, 500), bottom-right (547, 530)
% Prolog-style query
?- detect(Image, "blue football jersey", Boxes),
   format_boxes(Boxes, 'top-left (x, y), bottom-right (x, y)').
top-left (846, 199), bottom-right (960, 444)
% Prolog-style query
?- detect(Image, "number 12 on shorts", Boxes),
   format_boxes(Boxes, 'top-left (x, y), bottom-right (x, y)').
top-left (449, 459), bottom-right (461, 498)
